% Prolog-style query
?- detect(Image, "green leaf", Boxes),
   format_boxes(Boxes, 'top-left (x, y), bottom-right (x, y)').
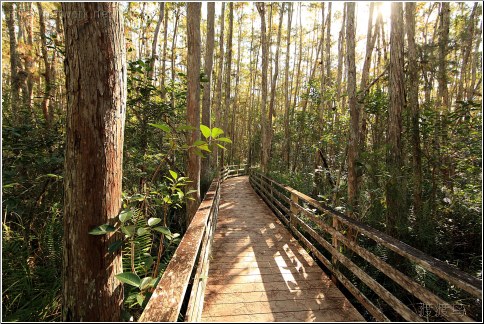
top-left (121, 225), bottom-right (136, 237)
top-left (169, 170), bottom-right (178, 180)
top-left (200, 124), bottom-right (211, 138)
top-left (193, 140), bottom-right (206, 147)
top-left (108, 240), bottom-right (123, 253)
top-left (148, 123), bottom-right (170, 132)
top-left (211, 127), bottom-right (224, 138)
top-left (199, 144), bottom-right (211, 152)
top-left (217, 137), bottom-right (232, 143)
top-left (88, 224), bottom-right (116, 235)
top-left (136, 293), bottom-right (145, 307)
top-left (216, 143), bottom-right (227, 150)
top-left (115, 272), bottom-right (141, 287)
top-left (139, 277), bottom-right (153, 290)
top-left (119, 209), bottom-right (134, 223)
top-left (153, 226), bottom-right (171, 236)
top-left (147, 217), bottom-right (162, 227)
top-left (137, 227), bottom-right (150, 236)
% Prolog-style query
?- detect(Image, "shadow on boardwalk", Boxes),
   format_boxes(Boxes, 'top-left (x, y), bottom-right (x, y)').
top-left (201, 176), bottom-right (365, 322)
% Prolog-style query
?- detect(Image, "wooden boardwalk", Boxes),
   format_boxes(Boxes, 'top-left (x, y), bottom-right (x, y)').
top-left (201, 176), bottom-right (365, 322)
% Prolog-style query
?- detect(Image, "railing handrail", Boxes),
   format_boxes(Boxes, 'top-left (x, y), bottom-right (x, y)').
top-left (139, 178), bottom-right (221, 322)
top-left (249, 170), bottom-right (482, 322)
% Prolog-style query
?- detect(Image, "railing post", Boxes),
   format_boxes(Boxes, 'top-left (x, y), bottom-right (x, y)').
top-left (331, 215), bottom-right (341, 284)
top-left (290, 192), bottom-right (298, 232)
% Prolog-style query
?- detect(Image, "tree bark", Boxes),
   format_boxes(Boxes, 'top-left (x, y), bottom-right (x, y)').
top-left (37, 3), bottom-right (53, 126)
top-left (222, 3), bottom-right (233, 166)
top-left (256, 2), bottom-right (269, 173)
top-left (201, 2), bottom-right (215, 186)
top-left (386, 2), bottom-right (406, 238)
top-left (283, 3), bottom-right (293, 169)
top-left (186, 2), bottom-right (202, 226)
top-left (3, 2), bottom-right (20, 123)
top-left (148, 3), bottom-right (164, 81)
top-left (346, 3), bottom-right (359, 218)
top-left (405, 2), bottom-right (423, 225)
top-left (61, 3), bottom-right (126, 320)
top-left (213, 3), bottom-right (225, 169)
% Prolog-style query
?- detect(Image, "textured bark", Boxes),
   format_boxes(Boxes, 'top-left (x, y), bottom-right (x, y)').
top-left (148, 3), bottom-right (164, 81)
top-left (267, 3), bottom-right (284, 167)
top-left (186, 2), bottom-right (202, 226)
top-left (230, 11), bottom-right (243, 164)
top-left (346, 3), bottom-right (358, 218)
top-left (160, 6), bottom-right (169, 97)
top-left (37, 3), bottom-right (53, 126)
top-left (61, 3), bottom-right (126, 320)
top-left (201, 3), bottom-right (215, 185)
top-left (256, 2), bottom-right (269, 173)
top-left (437, 3), bottom-right (450, 112)
top-left (336, 3), bottom-right (346, 110)
top-left (213, 3), bottom-right (225, 169)
top-left (386, 3), bottom-right (406, 237)
top-left (222, 3), bottom-right (233, 166)
top-left (405, 2), bottom-right (423, 224)
top-left (456, 3), bottom-right (477, 102)
top-left (283, 3), bottom-right (293, 168)
top-left (170, 8), bottom-right (180, 110)
top-left (325, 3), bottom-right (332, 91)
top-left (3, 2), bottom-right (20, 123)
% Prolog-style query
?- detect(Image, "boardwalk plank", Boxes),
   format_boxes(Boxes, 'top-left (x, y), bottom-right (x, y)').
top-left (201, 176), bottom-right (364, 322)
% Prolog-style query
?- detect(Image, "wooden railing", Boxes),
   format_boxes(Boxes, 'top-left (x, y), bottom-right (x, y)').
top-left (139, 177), bottom-right (221, 322)
top-left (220, 163), bottom-right (250, 181)
top-left (249, 170), bottom-right (482, 322)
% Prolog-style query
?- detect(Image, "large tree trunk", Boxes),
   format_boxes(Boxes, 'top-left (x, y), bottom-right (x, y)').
top-left (386, 2), bottom-right (406, 238)
top-left (346, 3), bottom-right (359, 219)
top-left (267, 3), bottom-right (284, 167)
top-left (186, 3), bottom-right (202, 226)
top-left (256, 2), bottom-right (269, 173)
top-left (37, 3), bottom-right (53, 127)
top-left (3, 2), bottom-right (20, 124)
top-left (405, 2), bottom-right (423, 225)
top-left (213, 3), bottom-right (225, 169)
top-left (201, 3), bottom-right (215, 186)
top-left (283, 3), bottom-right (293, 169)
top-left (222, 3), bottom-right (234, 166)
top-left (148, 3), bottom-right (164, 81)
top-left (61, 3), bottom-right (126, 320)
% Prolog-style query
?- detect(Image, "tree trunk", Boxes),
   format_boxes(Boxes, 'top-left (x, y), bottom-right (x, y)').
top-left (221, 3), bottom-right (233, 166)
top-left (283, 3), bottom-right (293, 169)
top-left (201, 2), bottom-right (215, 186)
top-left (405, 2), bottom-right (423, 226)
top-left (160, 5), bottom-right (169, 97)
top-left (37, 3), bottom-right (53, 127)
top-left (386, 2), bottom-right (406, 238)
top-left (170, 9), bottom-right (180, 110)
top-left (267, 3), bottom-right (285, 167)
top-left (346, 3), bottom-right (359, 219)
top-left (61, 3), bottom-right (126, 320)
top-left (3, 2), bottom-right (20, 124)
top-left (148, 3), bottom-right (164, 81)
top-left (213, 3), bottom-right (225, 170)
top-left (186, 3), bottom-right (202, 226)
top-left (256, 2), bottom-right (269, 173)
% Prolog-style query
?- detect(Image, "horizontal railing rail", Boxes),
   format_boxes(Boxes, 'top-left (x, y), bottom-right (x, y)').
top-left (220, 163), bottom-right (252, 181)
top-left (249, 170), bottom-right (482, 322)
top-left (139, 177), bottom-right (221, 322)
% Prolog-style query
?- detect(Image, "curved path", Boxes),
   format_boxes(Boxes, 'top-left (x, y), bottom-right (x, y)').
top-left (201, 176), bottom-right (365, 322)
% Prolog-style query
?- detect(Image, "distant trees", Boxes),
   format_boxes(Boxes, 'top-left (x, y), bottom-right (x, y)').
top-left (61, 3), bottom-right (126, 320)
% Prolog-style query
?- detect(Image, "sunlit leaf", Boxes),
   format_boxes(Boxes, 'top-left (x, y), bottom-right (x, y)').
top-left (200, 124), bottom-right (211, 138)
top-left (119, 209), bottom-right (134, 223)
top-left (169, 170), bottom-right (178, 180)
top-left (211, 127), bottom-right (224, 138)
top-left (88, 224), bottom-right (116, 235)
top-left (148, 123), bottom-right (170, 132)
top-left (153, 226), bottom-right (171, 235)
top-left (217, 137), bottom-right (232, 143)
top-left (115, 272), bottom-right (141, 287)
top-left (147, 217), bottom-right (162, 227)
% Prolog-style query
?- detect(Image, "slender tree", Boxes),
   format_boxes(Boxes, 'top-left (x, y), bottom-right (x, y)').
top-left (186, 2), bottom-right (202, 225)
top-left (283, 3), bottom-right (293, 168)
top-left (37, 2), bottom-right (53, 126)
top-left (201, 2), bottom-right (215, 186)
top-left (61, 3), bottom-right (126, 320)
top-left (148, 3), bottom-right (164, 81)
top-left (3, 2), bottom-right (20, 123)
top-left (213, 3), bottom-right (225, 169)
top-left (386, 2), bottom-right (406, 237)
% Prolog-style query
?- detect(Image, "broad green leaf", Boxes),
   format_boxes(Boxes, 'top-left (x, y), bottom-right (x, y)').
top-left (139, 277), bottom-right (153, 290)
top-left (169, 170), bottom-right (178, 180)
top-left (199, 144), bottom-right (211, 152)
top-left (115, 272), bottom-right (141, 287)
top-left (88, 224), bottom-right (116, 235)
top-left (148, 123), bottom-right (170, 132)
top-left (153, 226), bottom-right (171, 236)
top-left (217, 137), bottom-right (232, 143)
top-left (147, 217), bottom-right (162, 227)
top-left (200, 124), bottom-right (211, 138)
top-left (136, 293), bottom-right (145, 306)
top-left (119, 209), bottom-right (134, 223)
top-left (193, 140), bottom-right (206, 147)
top-left (216, 143), bottom-right (227, 150)
top-left (137, 227), bottom-right (150, 236)
top-left (108, 240), bottom-right (123, 253)
top-left (121, 225), bottom-right (136, 237)
top-left (211, 127), bottom-right (224, 138)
